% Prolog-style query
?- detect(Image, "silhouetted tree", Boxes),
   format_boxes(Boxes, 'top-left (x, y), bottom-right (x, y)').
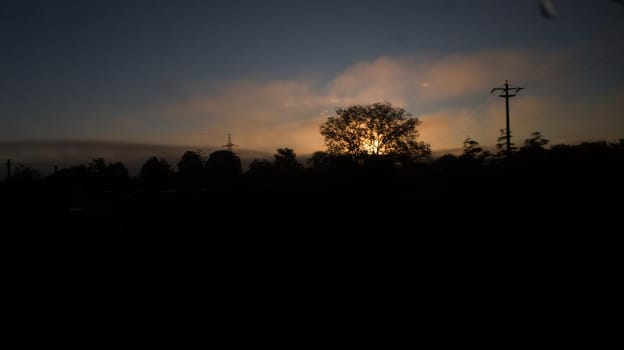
top-left (510, 132), bottom-right (550, 169)
top-left (140, 157), bottom-right (173, 189)
top-left (108, 163), bottom-right (129, 181)
top-left (307, 151), bottom-right (356, 173)
top-left (307, 151), bottom-right (330, 170)
top-left (548, 143), bottom-right (575, 168)
top-left (461, 137), bottom-right (484, 159)
top-left (495, 128), bottom-right (517, 157)
top-left (89, 158), bottom-right (128, 179)
top-left (88, 158), bottom-right (107, 173)
top-left (45, 165), bottom-right (91, 199)
top-left (613, 139), bottom-right (624, 168)
top-left (361, 155), bottom-right (396, 175)
top-left (247, 158), bottom-right (273, 176)
top-left (523, 131), bottom-right (549, 150)
top-left (87, 158), bottom-right (129, 188)
top-left (411, 141), bottom-right (432, 160)
top-left (49, 165), bottom-right (90, 182)
top-left (574, 141), bottom-right (614, 170)
top-left (458, 137), bottom-right (489, 170)
top-left (430, 153), bottom-right (462, 173)
top-left (397, 141), bottom-right (432, 165)
top-left (178, 151), bottom-right (203, 174)
top-left (320, 102), bottom-right (428, 161)
top-left (10, 164), bottom-right (42, 182)
top-left (178, 150), bottom-right (205, 189)
top-left (206, 150), bottom-right (241, 178)
top-left (273, 148), bottom-right (302, 173)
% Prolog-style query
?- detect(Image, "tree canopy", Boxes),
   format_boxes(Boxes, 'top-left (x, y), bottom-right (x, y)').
top-left (140, 156), bottom-right (173, 188)
top-left (523, 131), bottom-right (550, 150)
top-left (273, 148), bottom-right (302, 173)
top-left (320, 102), bottom-right (429, 161)
top-left (461, 137), bottom-right (489, 161)
top-left (178, 151), bottom-right (204, 175)
top-left (206, 150), bottom-right (242, 177)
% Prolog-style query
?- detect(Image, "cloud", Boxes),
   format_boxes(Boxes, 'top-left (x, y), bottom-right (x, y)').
top-left (418, 108), bottom-right (496, 151)
top-left (127, 48), bottom-right (622, 153)
top-left (3, 47), bottom-right (620, 178)
top-left (163, 79), bottom-right (332, 154)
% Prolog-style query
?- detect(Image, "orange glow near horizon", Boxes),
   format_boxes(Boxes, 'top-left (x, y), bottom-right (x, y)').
top-left (117, 49), bottom-right (624, 155)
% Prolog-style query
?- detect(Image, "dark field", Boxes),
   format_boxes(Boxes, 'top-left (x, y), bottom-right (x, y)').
top-left (6, 160), bottom-right (623, 346)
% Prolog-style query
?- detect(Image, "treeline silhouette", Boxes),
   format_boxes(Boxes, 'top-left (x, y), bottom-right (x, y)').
top-left (3, 133), bottom-right (623, 232)
top-left (5, 136), bottom-right (623, 186)
top-left (3, 134), bottom-right (623, 241)
top-left (6, 135), bottom-right (624, 346)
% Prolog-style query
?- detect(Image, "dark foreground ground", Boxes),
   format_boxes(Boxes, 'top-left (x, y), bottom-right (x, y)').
top-left (5, 170), bottom-right (624, 346)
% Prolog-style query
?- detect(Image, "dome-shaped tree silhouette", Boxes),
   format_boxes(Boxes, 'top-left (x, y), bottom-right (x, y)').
top-left (273, 148), bottom-right (302, 174)
top-left (320, 102), bottom-right (430, 163)
top-left (140, 156), bottom-right (173, 189)
top-left (206, 150), bottom-right (241, 178)
top-left (177, 150), bottom-right (204, 190)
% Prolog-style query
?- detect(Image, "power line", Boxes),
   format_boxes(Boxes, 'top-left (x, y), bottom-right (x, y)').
top-left (490, 80), bottom-right (524, 155)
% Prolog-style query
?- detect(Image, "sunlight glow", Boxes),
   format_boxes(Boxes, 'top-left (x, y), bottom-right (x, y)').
top-left (362, 139), bottom-right (382, 155)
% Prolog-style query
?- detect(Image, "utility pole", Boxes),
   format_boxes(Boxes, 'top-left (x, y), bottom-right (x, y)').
top-left (222, 134), bottom-right (237, 152)
top-left (491, 80), bottom-right (524, 154)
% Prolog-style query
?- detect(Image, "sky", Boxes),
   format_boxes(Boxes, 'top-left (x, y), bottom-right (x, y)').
top-left (1, 0), bottom-right (624, 160)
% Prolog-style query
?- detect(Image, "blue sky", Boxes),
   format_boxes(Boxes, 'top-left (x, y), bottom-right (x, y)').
top-left (1, 0), bottom-right (623, 154)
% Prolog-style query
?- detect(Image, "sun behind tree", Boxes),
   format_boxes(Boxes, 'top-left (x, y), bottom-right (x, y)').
top-left (320, 102), bottom-right (430, 162)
